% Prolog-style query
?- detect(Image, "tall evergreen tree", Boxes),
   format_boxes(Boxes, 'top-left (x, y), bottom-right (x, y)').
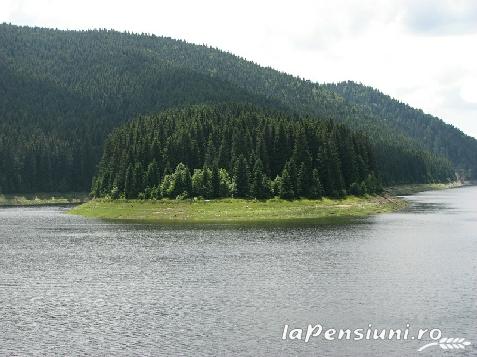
top-left (310, 169), bottom-right (324, 199)
top-left (210, 164), bottom-right (221, 198)
top-left (279, 161), bottom-right (295, 199)
top-left (250, 159), bottom-right (268, 199)
top-left (124, 165), bottom-right (135, 199)
top-left (233, 155), bottom-right (250, 198)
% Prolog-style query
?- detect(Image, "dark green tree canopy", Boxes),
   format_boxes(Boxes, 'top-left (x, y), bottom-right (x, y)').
top-left (91, 104), bottom-right (453, 200)
top-left (0, 24), bottom-right (462, 194)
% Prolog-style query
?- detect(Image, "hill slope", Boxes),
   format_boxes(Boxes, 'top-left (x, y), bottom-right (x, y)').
top-left (325, 81), bottom-right (477, 177)
top-left (0, 24), bottom-right (470, 193)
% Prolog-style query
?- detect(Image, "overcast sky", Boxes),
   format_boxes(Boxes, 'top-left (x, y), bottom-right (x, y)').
top-left (1, 0), bottom-right (477, 138)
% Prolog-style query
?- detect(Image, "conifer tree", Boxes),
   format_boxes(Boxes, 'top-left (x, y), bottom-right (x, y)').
top-left (296, 161), bottom-right (312, 198)
top-left (233, 155), bottom-right (250, 198)
top-left (310, 169), bottom-right (324, 199)
top-left (124, 165), bottom-right (135, 199)
top-left (210, 164), bottom-right (220, 198)
top-left (145, 160), bottom-right (159, 189)
top-left (250, 159), bottom-right (268, 199)
top-left (279, 161), bottom-right (295, 199)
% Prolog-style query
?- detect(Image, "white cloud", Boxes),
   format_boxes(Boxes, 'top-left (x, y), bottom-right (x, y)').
top-left (460, 78), bottom-right (477, 104)
top-left (1, 0), bottom-right (476, 138)
top-left (401, 0), bottom-right (477, 35)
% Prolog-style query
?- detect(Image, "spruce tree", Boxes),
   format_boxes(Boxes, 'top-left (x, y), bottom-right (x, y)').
top-left (210, 164), bottom-right (220, 198)
top-left (250, 159), bottom-right (267, 199)
top-left (233, 155), bottom-right (250, 198)
top-left (279, 161), bottom-right (295, 199)
top-left (124, 165), bottom-right (135, 199)
top-left (296, 161), bottom-right (312, 198)
top-left (308, 168), bottom-right (323, 199)
top-left (145, 160), bottom-right (159, 189)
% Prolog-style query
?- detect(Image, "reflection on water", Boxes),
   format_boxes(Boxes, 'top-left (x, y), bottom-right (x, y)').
top-left (404, 200), bottom-right (449, 213)
top-left (0, 186), bottom-right (476, 356)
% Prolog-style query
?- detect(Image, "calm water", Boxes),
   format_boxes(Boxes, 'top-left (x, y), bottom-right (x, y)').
top-left (1, 187), bottom-right (476, 356)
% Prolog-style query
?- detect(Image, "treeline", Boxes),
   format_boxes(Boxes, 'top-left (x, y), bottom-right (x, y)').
top-left (92, 104), bottom-right (450, 200)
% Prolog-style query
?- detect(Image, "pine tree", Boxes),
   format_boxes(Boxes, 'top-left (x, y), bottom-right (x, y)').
top-left (296, 161), bottom-right (312, 198)
top-left (204, 137), bottom-right (216, 167)
top-left (133, 162), bottom-right (144, 195)
top-left (349, 182), bottom-right (362, 196)
top-left (145, 159), bottom-right (159, 189)
top-left (250, 159), bottom-right (268, 199)
top-left (124, 165), bottom-right (135, 199)
top-left (210, 164), bottom-right (220, 198)
top-left (201, 167), bottom-right (212, 198)
top-left (219, 168), bottom-right (232, 197)
top-left (233, 155), bottom-right (250, 198)
top-left (310, 169), bottom-right (323, 199)
top-left (279, 161), bottom-right (295, 199)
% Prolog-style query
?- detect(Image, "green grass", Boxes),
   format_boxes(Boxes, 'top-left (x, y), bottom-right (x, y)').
top-left (0, 192), bottom-right (89, 206)
top-left (384, 182), bottom-right (463, 196)
top-left (68, 195), bottom-right (407, 224)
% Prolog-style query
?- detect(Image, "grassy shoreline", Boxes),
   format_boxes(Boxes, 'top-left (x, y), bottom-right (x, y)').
top-left (0, 192), bottom-right (89, 207)
top-left (68, 195), bottom-right (407, 224)
top-left (67, 182), bottom-right (464, 224)
top-left (2, 182), bottom-right (461, 223)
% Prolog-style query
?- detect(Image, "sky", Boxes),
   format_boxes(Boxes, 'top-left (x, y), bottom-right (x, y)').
top-left (1, 0), bottom-right (477, 138)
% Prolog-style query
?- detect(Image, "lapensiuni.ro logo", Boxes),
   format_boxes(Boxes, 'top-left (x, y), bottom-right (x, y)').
top-left (281, 324), bottom-right (472, 352)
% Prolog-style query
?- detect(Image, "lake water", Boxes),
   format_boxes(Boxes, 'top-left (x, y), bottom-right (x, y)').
top-left (1, 186), bottom-right (476, 356)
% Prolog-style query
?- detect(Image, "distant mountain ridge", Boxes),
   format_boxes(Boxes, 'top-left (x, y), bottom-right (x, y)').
top-left (0, 23), bottom-right (472, 193)
top-left (325, 81), bottom-right (477, 176)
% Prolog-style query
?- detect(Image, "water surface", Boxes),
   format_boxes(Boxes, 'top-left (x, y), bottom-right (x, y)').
top-left (1, 187), bottom-right (476, 356)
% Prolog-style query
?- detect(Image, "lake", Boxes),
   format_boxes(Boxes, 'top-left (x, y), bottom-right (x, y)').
top-left (1, 186), bottom-right (476, 356)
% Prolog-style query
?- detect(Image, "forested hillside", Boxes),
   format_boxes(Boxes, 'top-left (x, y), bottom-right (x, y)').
top-left (326, 81), bottom-right (477, 177)
top-left (0, 25), bottom-right (285, 192)
top-left (0, 24), bottom-right (470, 194)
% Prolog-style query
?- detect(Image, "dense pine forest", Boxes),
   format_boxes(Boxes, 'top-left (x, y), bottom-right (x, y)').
top-left (91, 104), bottom-right (454, 200)
top-left (326, 81), bottom-right (477, 177)
top-left (0, 24), bottom-right (472, 195)
top-left (92, 104), bottom-right (380, 199)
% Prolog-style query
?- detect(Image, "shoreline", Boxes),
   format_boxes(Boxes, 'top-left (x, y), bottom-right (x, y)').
top-left (67, 182), bottom-right (463, 224)
top-left (1, 182), bottom-right (462, 223)
top-left (383, 182), bottom-right (463, 196)
top-left (68, 195), bottom-right (406, 224)
top-left (0, 192), bottom-right (90, 207)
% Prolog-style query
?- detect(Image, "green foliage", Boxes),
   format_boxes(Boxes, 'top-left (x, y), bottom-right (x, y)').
top-left (250, 159), bottom-right (270, 199)
top-left (233, 155), bottom-right (250, 198)
top-left (210, 165), bottom-right (221, 198)
top-left (326, 81), bottom-right (477, 179)
top-left (349, 182), bottom-right (362, 196)
top-left (192, 168), bottom-right (212, 198)
top-left (279, 161), bottom-right (296, 200)
top-left (271, 176), bottom-right (282, 197)
top-left (310, 169), bottom-right (324, 199)
top-left (218, 169), bottom-right (233, 198)
top-left (0, 24), bottom-right (461, 196)
top-left (162, 163), bottom-right (192, 199)
top-left (92, 104), bottom-right (383, 200)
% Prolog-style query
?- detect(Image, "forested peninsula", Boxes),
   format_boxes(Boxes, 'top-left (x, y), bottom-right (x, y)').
top-left (92, 104), bottom-right (383, 201)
